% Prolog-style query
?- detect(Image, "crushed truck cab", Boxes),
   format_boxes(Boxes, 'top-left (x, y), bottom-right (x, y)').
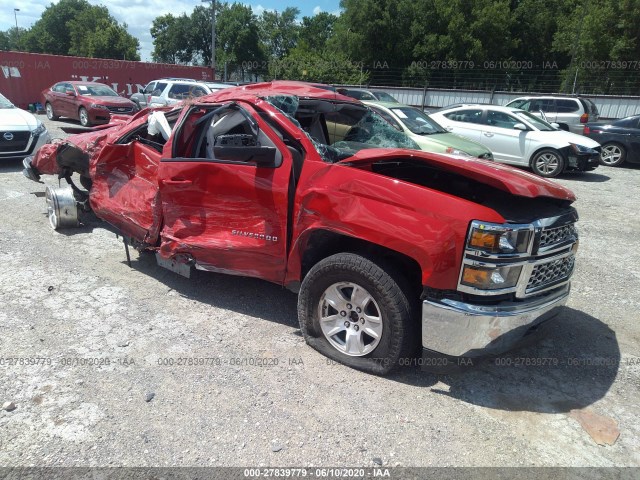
top-left (23, 81), bottom-right (579, 375)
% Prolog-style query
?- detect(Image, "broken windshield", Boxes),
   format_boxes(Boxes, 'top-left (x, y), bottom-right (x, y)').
top-left (264, 95), bottom-right (419, 163)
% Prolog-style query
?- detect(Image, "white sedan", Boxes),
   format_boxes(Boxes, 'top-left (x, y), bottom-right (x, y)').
top-left (1, 92), bottom-right (51, 161)
top-left (430, 104), bottom-right (601, 177)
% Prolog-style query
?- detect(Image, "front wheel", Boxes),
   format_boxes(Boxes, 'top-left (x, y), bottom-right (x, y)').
top-left (600, 143), bottom-right (626, 167)
top-left (298, 253), bottom-right (417, 375)
top-left (531, 149), bottom-right (565, 178)
top-left (79, 107), bottom-right (91, 127)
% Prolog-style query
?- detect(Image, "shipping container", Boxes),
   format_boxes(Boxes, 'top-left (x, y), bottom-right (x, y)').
top-left (0, 51), bottom-right (213, 109)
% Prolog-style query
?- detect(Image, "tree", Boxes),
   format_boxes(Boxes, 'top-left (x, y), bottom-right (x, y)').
top-left (268, 47), bottom-right (368, 85)
top-left (21, 0), bottom-right (139, 60)
top-left (553, 0), bottom-right (628, 92)
top-left (150, 3), bottom-right (264, 78)
top-left (215, 3), bottom-right (265, 78)
top-left (299, 12), bottom-right (338, 51)
top-left (68, 5), bottom-right (139, 59)
top-left (259, 7), bottom-right (300, 59)
top-left (0, 27), bottom-right (26, 51)
top-left (151, 13), bottom-right (193, 63)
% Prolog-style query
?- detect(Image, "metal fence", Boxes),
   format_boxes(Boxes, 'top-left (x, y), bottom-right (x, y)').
top-left (345, 85), bottom-right (640, 120)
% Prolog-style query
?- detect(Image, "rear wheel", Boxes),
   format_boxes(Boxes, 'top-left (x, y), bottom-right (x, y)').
top-left (79, 107), bottom-right (91, 127)
top-left (531, 149), bottom-right (565, 178)
top-left (600, 143), bottom-right (626, 167)
top-left (45, 102), bottom-right (59, 121)
top-left (298, 253), bottom-right (418, 375)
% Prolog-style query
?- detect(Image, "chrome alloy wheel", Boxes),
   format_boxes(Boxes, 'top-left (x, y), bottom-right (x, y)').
top-left (318, 282), bottom-right (383, 356)
top-left (601, 144), bottom-right (623, 165)
top-left (534, 152), bottom-right (561, 175)
top-left (79, 108), bottom-right (89, 127)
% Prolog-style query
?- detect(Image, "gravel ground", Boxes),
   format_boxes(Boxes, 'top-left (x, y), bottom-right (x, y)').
top-left (0, 115), bottom-right (639, 469)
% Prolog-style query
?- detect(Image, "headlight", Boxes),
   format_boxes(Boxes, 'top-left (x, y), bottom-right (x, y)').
top-left (569, 143), bottom-right (597, 154)
top-left (467, 221), bottom-right (533, 255)
top-left (445, 147), bottom-right (472, 157)
top-left (32, 122), bottom-right (46, 137)
top-left (461, 265), bottom-right (522, 290)
top-left (90, 103), bottom-right (109, 110)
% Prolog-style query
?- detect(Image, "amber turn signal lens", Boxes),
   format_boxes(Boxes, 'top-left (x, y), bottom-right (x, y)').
top-left (462, 267), bottom-right (491, 287)
top-left (470, 230), bottom-right (501, 251)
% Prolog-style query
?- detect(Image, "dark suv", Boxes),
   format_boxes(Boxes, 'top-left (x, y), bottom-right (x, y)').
top-left (506, 96), bottom-right (599, 135)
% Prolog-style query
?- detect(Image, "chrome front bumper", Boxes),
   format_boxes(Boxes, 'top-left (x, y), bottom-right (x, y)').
top-left (422, 284), bottom-right (570, 357)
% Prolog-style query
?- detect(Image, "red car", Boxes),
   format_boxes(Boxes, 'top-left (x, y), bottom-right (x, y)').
top-left (23, 81), bottom-right (579, 375)
top-left (42, 81), bottom-right (137, 127)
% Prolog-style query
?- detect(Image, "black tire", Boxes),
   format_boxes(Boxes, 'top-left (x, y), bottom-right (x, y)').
top-left (531, 149), bottom-right (565, 178)
top-left (298, 252), bottom-right (418, 375)
top-left (79, 107), bottom-right (91, 127)
top-left (45, 102), bottom-right (59, 121)
top-left (600, 142), bottom-right (626, 167)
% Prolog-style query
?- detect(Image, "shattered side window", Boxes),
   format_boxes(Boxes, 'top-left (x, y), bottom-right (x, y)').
top-left (329, 110), bottom-right (419, 150)
top-left (263, 95), bottom-right (420, 163)
top-left (264, 95), bottom-right (341, 162)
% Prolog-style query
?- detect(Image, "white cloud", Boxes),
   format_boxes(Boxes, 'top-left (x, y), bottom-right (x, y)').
top-left (313, 6), bottom-right (322, 15)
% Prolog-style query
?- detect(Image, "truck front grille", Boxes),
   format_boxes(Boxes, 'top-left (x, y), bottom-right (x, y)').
top-left (527, 255), bottom-right (575, 292)
top-left (539, 224), bottom-right (577, 249)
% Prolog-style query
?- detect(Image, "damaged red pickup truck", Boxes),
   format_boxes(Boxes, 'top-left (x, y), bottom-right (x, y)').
top-left (23, 81), bottom-right (579, 374)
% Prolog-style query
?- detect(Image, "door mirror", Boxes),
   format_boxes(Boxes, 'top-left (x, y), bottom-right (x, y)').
top-left (65, 90), bottom-right (76, 97)
top-left (138, 86), bottom-right (145, 94)
top-left (213, 145), bottom-right (278, 167)
top-left (513, 123), bottom-right (528, 131)
top-left (551, 122), bottom-right (560, 129)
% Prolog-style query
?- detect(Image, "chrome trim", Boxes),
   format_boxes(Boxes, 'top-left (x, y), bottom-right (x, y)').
top-left (457, 212), bottom-right (578, 298)
top-left (422, 284), bottom-right (570, 357)
top-left (464, 221), bottom-right (535, 259)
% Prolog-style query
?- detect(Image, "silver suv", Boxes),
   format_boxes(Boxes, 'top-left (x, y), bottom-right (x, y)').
top-left (506, 96), bottom-right (599, 135)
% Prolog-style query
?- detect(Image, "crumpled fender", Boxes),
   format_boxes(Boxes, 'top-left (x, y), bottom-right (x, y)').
top-left (29, 141), bottom-right (63, 176)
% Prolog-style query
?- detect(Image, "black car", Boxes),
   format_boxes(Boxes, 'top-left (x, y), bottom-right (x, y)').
top-left (584, 115), bottom-right (640, 166)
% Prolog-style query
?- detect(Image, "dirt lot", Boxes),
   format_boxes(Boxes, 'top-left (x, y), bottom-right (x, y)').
top-left (0, 115), bottom-right (639, 470)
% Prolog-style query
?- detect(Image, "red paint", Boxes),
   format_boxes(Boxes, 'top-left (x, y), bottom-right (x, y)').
top-left (0, 51), bottom-right (212, 108)
top-left (42, 81), bottom-right (137, 125)
top-left (27, 82), bottom-right (577, 292)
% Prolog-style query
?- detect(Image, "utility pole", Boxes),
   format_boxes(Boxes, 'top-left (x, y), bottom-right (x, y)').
top-left (13, 8), bottom-right (20, 48)
top-left (201, 0), bottom-right (216, 80)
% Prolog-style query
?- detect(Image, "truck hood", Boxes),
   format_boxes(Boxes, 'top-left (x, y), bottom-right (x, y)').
top-left (338, 149), bottom-right (576, 202)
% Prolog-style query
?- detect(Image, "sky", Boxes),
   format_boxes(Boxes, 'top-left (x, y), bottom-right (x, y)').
top-left (0, 0), bottom-right (342, 61)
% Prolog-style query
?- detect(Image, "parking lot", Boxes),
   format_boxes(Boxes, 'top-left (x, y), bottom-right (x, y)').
top-left (0, 115), bottom-right (639, 469)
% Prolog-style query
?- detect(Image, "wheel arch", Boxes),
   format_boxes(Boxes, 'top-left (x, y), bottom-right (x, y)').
top-left (288, 229), bottom-right (423, 298)
top-left (528, 145), bottom-right (567, 167)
